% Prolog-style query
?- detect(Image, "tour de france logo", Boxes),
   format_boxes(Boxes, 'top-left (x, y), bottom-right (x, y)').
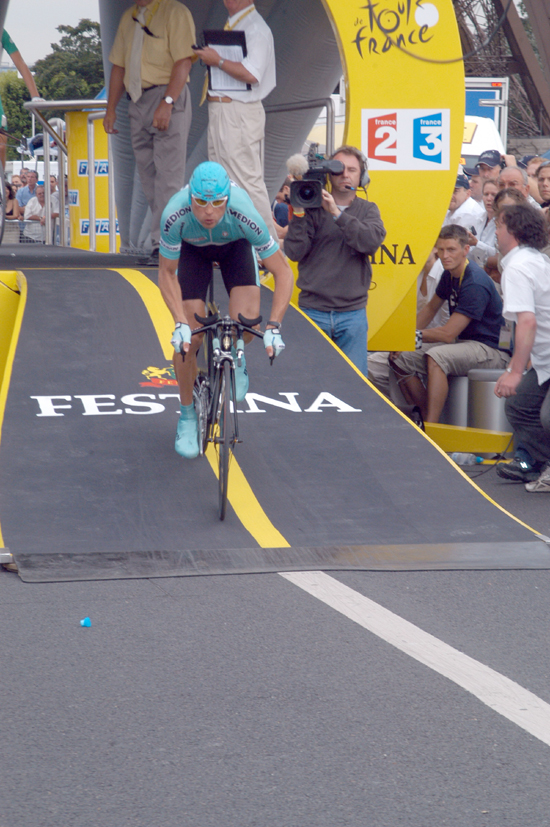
top-left (353, 0), bottom-right (440, 57)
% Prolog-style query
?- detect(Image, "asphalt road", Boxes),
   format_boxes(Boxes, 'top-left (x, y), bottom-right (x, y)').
top-left (2, 564), bottom-right (550, 826)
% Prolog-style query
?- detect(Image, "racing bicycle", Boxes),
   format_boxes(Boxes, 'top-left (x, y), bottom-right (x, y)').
top-left (190, 310), bottom-right (265, 521)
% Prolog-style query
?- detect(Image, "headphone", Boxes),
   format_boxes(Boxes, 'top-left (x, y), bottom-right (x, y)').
top-left (330, 147), bottom-right (370, 190)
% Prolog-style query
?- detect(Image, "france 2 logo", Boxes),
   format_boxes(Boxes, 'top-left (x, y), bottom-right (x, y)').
top-left (363, 109), bottom-right (450, 170)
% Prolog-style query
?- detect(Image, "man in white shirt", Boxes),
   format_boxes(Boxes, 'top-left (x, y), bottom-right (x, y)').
top-left (194, 0), bottom-right (277, 238)
top-left (494, 204), bottom-right (550, 492)
top-left (443, 174), bottom-right (485, 234)
top-left (23, 184), bottom-right (46, 242)
top-left (498, 166), bottom-right (541, 210)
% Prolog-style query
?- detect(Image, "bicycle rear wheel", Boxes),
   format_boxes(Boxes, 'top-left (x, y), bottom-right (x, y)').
top-left (215, 359), bottom-right (232, 521)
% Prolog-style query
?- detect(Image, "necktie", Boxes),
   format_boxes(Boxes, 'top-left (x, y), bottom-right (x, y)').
top-left (127, 7), bottom-right (147, 103)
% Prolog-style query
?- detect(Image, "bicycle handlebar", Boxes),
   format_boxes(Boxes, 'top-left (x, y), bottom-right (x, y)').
top-left (191, 312), bottom-right (265, 341)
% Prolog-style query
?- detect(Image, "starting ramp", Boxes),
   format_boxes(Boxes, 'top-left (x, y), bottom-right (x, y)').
top-left (1, 263), bottom-right (549, 582)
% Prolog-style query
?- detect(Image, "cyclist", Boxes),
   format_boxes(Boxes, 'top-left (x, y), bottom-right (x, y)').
top-left (158, 161), bottom-right (294, 458)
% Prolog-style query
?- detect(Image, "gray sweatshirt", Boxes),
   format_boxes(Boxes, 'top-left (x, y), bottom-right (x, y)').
top-left (284, 197), bottom-right (386, 312)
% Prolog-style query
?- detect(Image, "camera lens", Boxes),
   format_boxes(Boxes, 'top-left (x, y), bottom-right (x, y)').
top-left (300, 184), bottom-right (316, 202)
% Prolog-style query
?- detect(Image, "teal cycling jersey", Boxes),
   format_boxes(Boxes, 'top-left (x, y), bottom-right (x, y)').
top-left (159, 182), bottom-right (279, 261)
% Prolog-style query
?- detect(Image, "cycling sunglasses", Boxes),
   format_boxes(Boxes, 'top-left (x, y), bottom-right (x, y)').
top-left (192, 195), bottom-right (228, 208)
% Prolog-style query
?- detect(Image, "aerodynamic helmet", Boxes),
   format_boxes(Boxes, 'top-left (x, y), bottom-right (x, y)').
top-left (189, 162), bottom-right (231, 202)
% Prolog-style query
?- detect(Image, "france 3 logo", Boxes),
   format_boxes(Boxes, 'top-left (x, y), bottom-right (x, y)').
top-left (80, 219), bottom-right (119, 235)
top-left (362, 109), bottom-right (450, 171)
top-left (77, 159), bottom-right (109, 176)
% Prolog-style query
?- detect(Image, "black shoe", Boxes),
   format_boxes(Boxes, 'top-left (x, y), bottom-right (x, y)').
top-left (495, 458), bottom-right (541, 482)
top-left (140, 248), bottom-right (159, 267)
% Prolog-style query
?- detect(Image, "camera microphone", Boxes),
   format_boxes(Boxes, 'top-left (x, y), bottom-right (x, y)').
top-left (286, 153), bottom-right (309, 180)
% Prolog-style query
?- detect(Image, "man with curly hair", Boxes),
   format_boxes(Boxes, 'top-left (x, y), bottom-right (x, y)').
top-left (494, 205), bottom-right (550, 492)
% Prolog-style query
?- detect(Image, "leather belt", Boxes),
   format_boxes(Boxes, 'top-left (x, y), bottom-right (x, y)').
top-left (126, 85), bottom-right (162, 101)
top-left (207, 95), bottom-right (233, 103)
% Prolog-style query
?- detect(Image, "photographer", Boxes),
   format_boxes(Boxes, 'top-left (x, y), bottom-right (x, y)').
top-left (284, 145), bottom-right (386, 375)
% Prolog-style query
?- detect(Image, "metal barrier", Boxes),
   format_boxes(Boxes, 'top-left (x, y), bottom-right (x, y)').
top-left (23, 100), bottom-right (115, 251)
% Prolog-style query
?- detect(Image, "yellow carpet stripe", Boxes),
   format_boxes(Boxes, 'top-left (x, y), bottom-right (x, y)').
top-left (110, 269), bottom-right (290, 548)
top-left (114, 268), bottom-right (174, 361)
top-left (205, 443), bottom-right (289, 547)
top-left (0, 272), bottom-right (27, 548)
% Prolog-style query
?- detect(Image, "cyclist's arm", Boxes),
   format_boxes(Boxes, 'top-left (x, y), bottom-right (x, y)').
top-left (262, 248), bottom-right (294, 324)
top-left (158, 253), bottom-right (188, 327)
top-left (10, 50), bottom-right (39, 99)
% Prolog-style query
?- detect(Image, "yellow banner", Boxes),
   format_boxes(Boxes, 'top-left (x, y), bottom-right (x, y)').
top-left (321, 0), bottom-right (464, 349)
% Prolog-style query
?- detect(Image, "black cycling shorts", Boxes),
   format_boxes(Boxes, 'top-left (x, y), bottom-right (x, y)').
top-left (177, 238), bottom-right (260, 302)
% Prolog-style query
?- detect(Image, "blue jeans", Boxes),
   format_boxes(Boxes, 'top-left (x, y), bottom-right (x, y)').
top-left (302, 307), bottom-right (368, 375)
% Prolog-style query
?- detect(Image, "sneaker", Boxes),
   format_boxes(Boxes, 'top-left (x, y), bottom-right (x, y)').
top-left (175, 407), bottom-right (199, 458)
top-left (525, 464), bottom-right (550, 493)
top-left (234, 352), bottom-right (249, 403)
top-left (495, 458), bottom-right (541, 482)
top-left (140, 247), bottom-right (159, 267)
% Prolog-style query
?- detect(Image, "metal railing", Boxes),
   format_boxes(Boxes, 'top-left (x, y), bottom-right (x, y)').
top-left (21, 96), bottom-right (336, 252)
top-left (23, 100), bottom-right (116, 252)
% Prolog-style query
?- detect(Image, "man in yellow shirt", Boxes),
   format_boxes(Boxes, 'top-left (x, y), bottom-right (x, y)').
top-left (104, 0), bottom-right (197, 265)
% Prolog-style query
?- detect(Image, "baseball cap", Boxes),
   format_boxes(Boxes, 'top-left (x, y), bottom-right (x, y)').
top-left (476, 149), bottom-right (502, 168)
top-left (455, 174), bottom-right (470, 189)
top-left (518, 154), bottom-right (536, 169)
top-left (463, 166), bottom-right (478, 176)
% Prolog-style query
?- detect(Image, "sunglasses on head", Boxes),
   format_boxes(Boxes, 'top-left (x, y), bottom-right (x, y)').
top-left (192, 195), bottom-right (228, 207)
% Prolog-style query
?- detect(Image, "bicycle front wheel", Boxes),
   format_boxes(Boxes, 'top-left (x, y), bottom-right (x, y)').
top-left (215, 359), bottom-right (232, 521)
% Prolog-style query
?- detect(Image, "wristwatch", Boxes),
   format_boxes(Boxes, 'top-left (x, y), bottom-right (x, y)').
top-left (163, 95), bottom-right (174, 105)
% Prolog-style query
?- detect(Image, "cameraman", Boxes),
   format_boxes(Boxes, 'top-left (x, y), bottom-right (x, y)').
top-left (284, 146), bottom-right (386, 375)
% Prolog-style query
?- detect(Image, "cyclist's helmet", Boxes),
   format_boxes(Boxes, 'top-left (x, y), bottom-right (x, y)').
top-left (189, 162), bottom-right (231, 202)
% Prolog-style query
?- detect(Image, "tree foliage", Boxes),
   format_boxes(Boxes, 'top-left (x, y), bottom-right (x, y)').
top-left (0, 72), bottom-right (34, 160)
top-left (33, 19), bottom-right (104, 103)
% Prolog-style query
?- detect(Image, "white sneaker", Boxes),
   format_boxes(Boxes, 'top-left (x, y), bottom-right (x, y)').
top-left (525, 464), bottom-right (550, 493)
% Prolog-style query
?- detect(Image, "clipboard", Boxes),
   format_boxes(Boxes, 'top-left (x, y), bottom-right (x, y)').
top-left (203, 29), bottom-right (251, 93)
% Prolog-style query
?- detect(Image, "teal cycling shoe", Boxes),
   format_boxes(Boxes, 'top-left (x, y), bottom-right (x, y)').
top-left (234, 350), bottom-right (249, 403)
top-left (175, 404), bottom-right (199, 459)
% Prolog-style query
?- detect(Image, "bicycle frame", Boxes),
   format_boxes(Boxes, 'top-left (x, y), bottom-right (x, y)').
top-left (190, 311), bottom-right (264, 520)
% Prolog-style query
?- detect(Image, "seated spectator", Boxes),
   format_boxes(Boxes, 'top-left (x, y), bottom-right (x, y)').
top-left (443, 174), bottom-right (485, 233)
top-left (389, 224), bottom-right (510, 423)
top-left (498, 166), bottom-right (541, 209)
top-left (23, 184), bottom-right (46, 242)
top-left (493, 205), bottom-right (550, 492)
top-left (5, 181), bottom-right (20, 219)
top-left (467, 179), bottom-right (497, 267)
top-left (368, 248), bottom-right (449, 396)
top-left (534, 161), bottom-right (550, 209)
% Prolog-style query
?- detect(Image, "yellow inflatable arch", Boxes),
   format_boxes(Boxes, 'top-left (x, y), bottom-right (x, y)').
top-left (97, 0), bottom-right (464, 350)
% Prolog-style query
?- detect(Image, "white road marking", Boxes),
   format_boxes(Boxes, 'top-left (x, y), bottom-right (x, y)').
top-left (280, 570), bottom-right (550, 748)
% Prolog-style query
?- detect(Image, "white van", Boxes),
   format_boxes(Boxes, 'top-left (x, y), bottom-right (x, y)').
top-left (461, 116), bottom-right (505, 169)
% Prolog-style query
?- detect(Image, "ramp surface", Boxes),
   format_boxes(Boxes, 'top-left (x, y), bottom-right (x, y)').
top-left (0, 265), bottom-right (548, 581)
